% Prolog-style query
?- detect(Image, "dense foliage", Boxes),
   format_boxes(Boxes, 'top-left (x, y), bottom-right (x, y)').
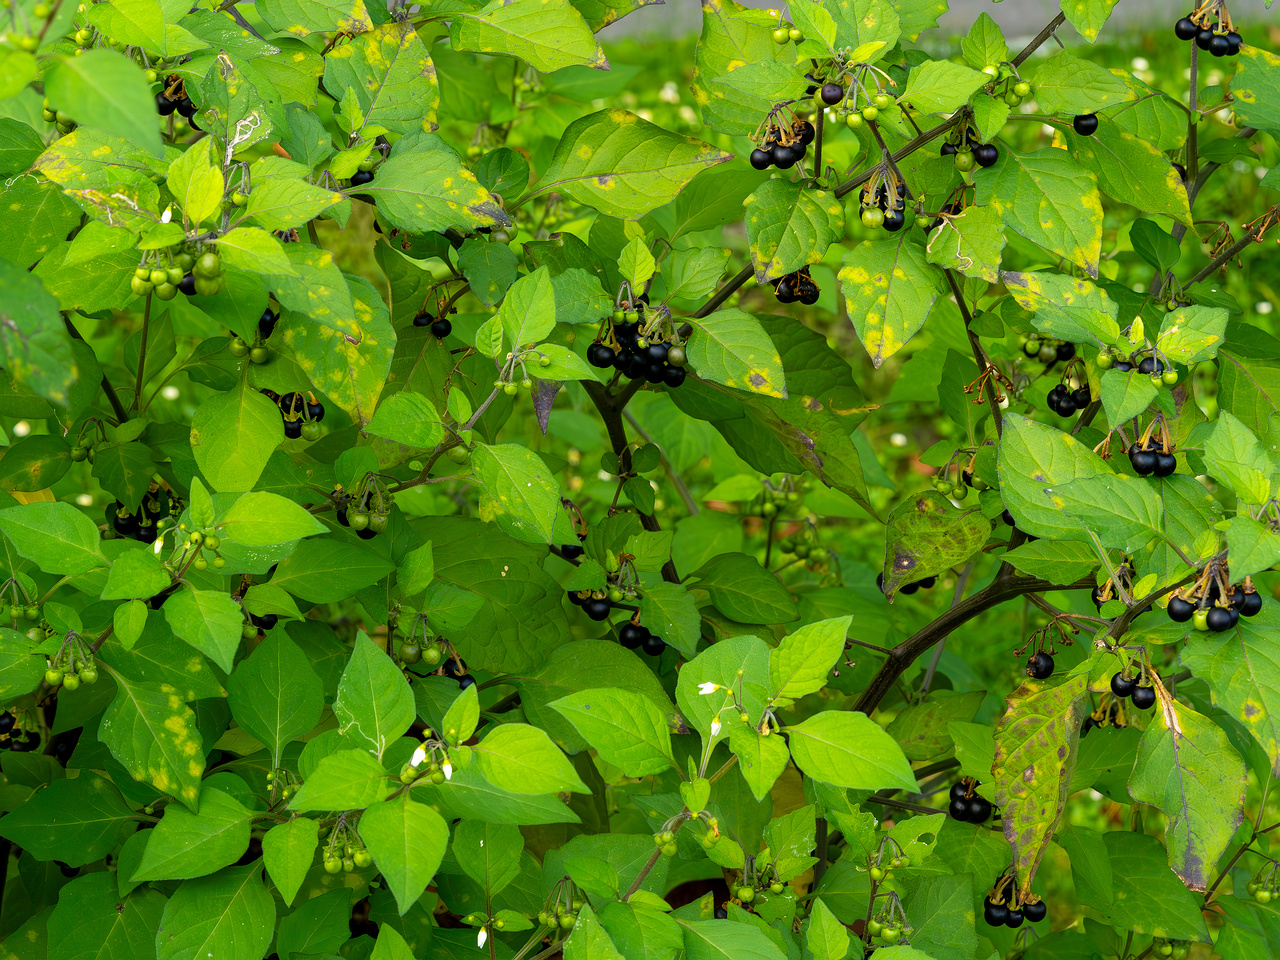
top-left (0, 0), bottom-right (1279, 959)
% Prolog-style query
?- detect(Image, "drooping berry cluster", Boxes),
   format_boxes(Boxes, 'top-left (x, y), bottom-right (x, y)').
top-left (1174, 8), bottom-right (1244, 56)
top-left (331, 481), bottom-right (392, 540)
top-left (587, 303), bottom-right (687, 388)
top-left (941, 127), bottom-right (1001, 171)
top-left (749, 118), bottom-right (815, 171)
top-left (773, 266), bottom-right (820, 304)
top-left (949, 779), bottom-right (993, 823)
top-left (105, 488), bottom-right (172, 543)
top-left (1098, 348), bottom-right (1179, 384)
top-left (858, 180), bottom-right (907, 232)
top-left (413, 308), bottom-right (454, 338)
top-left (618, 619), bottom-right (668, 657)
top-left (1111, 669), bottom-right (1158, 710)
top-left (1090, 565), bottom-right (1152, 615)
top-left (1020, 335), bottom-right (1076, 367)
top-left (230, 307), bottom-right (278, 364)
top-left (1046, 382), bottom-right (1091, 418)
top-left (259, 389), bottom-right (325, 440)
top-left (131, 250), bottom-right (224, 302)
top-left (1127, 438), bottom-right (1178, 478)
top-left (155, 76), bottom-right (200, 128)
top-left (1167, 569), bottom-right (1263, 633)
top-left (875, 572), bottom-right (937, 596)
top-left (983, 875), bottom-right (1047, 928)
top-left (1081, 696), bottom-right (1128, 736)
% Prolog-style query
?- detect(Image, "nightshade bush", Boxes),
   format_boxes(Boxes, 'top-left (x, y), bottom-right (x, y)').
top-left (0, 1), bottom-right (1278, 959)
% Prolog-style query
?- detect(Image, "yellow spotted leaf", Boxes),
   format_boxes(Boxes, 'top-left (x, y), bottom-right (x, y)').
top-left (685, 308), bottom-right (786, 399)
top-left (838, 236), bottom-right (942, 368)
top-left (743, 179), bottom-right (845, 283)
top-left (99, 670), bottom-right (205, 812)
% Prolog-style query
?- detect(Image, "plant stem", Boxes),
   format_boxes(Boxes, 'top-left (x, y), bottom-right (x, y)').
top-left (1186, 227), bottom-right (1266, 286)
top-left (946, 269), bottom-right (1003, 436)
top-left (812, 105), bottom-right (824, 180)
top-left (623, 410), bottom-right (698, 516)
top-left (63, 315), bottom-right (129, 423)
top-left (622, 847), bottom-right (664, 902)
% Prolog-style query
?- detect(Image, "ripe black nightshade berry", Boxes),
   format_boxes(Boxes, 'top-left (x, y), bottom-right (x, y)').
top-left (0, 712), bottom-right (14, 734)
top-left (1046, 385), bottom-right (1066, 408)
top-left (973, 143), bottom-right (1000, 167)
top-left (771, 143), bottom-right (802, 170)
top-left (413, 310), bottom-right (432, 327)
top-left (584, 598), bottom-right (611, 621)
top-left (1130, 684), bottom-right (1157, 710)
top-left (663, 365), bottom-right (687, 388)
top-left (178, 273), bottom-right (196, 296)
top-left (1225, 31), bottom-right (1242, 54)
top-left (1167, 594), bottom-right (1195, 622)
top-left (1072, 114), bottom-right (1099, 136)
top-left (156, 92), bottom-right (176, 116)
top-left (1174, 17), bottom-right (1198, 41)
top-left (968, 795), bottom-right (992, 823)
top-left (1208, 33), bottom-right (1231, 56)
top-left (618, 622), bottom-right (648, 649)
top-left (350, 170), bottom-right (375, 187)
top-left (819, 82), bottom-right (844, 105)
top-left (307, 399), bottom-right (325, 421)
top-left (1071, 386), bottom-right (1091, 409)
top-left (559, 543), bottom-right (584, 561)
top-left (176, 97), bottom-right (197, 119)
top-left (1027, 651), bottom-right (1054, 680)
top-left (1110, 672), bottom-right (1136, 698)
top-left (431, 318), bottom-right (452, 339)
top-left (1196, 27), bottom-right (1214, 49)
top-left (1005, 907), bottom-right (1025, 929)
top-left (1137, 355), bottom-right (1167, 375)
top-left (1241, 590), bottom-right (1263, 617)
top-left (1206, 605), bottom-right (1238, 632)
top-left (983, 898), bottom-right (1010, 926)
top-left (1152, 452), bottom-right (1178, 478)
top-left (794, 120), bottom-right (815, 146)
top-left (259, 309), bottom-right (278, 339)
top-left (283, 420), bottom-right (303, 439)
top-left (940, 142), bottom-right (958, 156)
top-left (950, 781), bottom-right (970, 801)
top-left (949, 798), bottom-right (970, 820)
top-left (1056, 342), bottom-right (1076, 362)
top-left (642, 632), bottom-right (667, 657)
top-left (750, 148), bottom-right (772, 170)
top-left (1129, 447), bottom-right (1157, 476)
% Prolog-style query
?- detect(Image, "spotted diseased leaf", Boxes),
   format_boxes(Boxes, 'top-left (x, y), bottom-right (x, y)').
top-left (1065, 125), bottom-right (1192, 226)
top-left (882, 492), bottom-right (992, 598)
top-left (189, 384), bottom-right (283, 493)
top-left (973, 148), bottom-right (1103, 278)
top-left (530, 109), bottom-right (732, 220)
top-left (255, 0), bottom-right (372, 38)
top-left (1060, 0), bottom-right (1120, 42)
top-left (743, 180), bottom-right (845, 283)
top-left (838, 237), bottom-right (941, 368)
top-left (690, 0), bottom-right (789, 136)
top-left (474, 443), bottom-right (563, 544)
top-left (99, 673), bottom-right (205, 811)
top-left (991, 673), bottom-right (1088, 900)
top-left (322, 22), bottom-right (438, 137)
top-left (451, 0), bottom-right (607, 73)
top-left (1029, 49), bottom-right (1132, 113)
top-left (1000, 270), bottom-right (1120, 346)
top-left (1232, 45), bottom-right (1280, 133)
top-left (822, 0), bottom-right (899, 63)
top-left (685, 309), bottom-right (786, 399)
top-left (364, 141), bottom-right (511, 235)
top-left (200, 52), bottom-right (273, 158)
top-left (279, 276), bottom-right (395, 428)
top-left (1128, 685), bottom-right (1246, 891)
top-left (1156, 304), bottom-right (1229, 365)
top-left (924, 203), bottom-right (1006, 283)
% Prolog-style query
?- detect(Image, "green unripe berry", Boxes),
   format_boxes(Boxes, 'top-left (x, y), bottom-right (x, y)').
top-left (1192, 607), bottom-right (1210, 632)
top-left (661, 842), bottom-right (678, 857)
top-left (869, 866), bottom-right (885, 881)
top-left (845, 113), bottom-right (864, 129)
top-left (228, 337), bottom-right (249, 358)
top-left (150, 268), bottom-right (168, 285)
top-left (1004, 92), bottom-right (1022, 106)
top-left (61, 673), bottom-right (80, 692)
top-left (1014, 81), bottom-right (1031, 97)
top-left (45, 667), bottom-right (64, 686)
top-left (503, 382), bottom-right (519, 396)
top-left (772, 27), bottom-right (789, 44)
top-left (154, 282), bottom-right (177, 301)
top-left (24, 606), bottom-right (38, 621)
top-left (861, 106), bottom-right (878, 121)
top-left (192, 557), bottom-right (208, 571)
top-left (398, 642), bottom-right (422, 664)
top-left (954, 151), bottom-right (976, 173)
top-left (342, 857), bottom-right (355, 873)
top-left (422, 645), bottom-right (441, 665)
top-left (1097, 351), bottom-right (1113, 369)
top-left (861, 208), bottom-right (884, 229)
top-left (769, 881), bottom-right (785, 895)
top-left (354, 849), bottom-right (373, 868)
top-left (166, 266), bottom-right (183, 285)
top-left (324, 856), bottom-right (343, 874)
top-left (1162, 369), bottom-right (1178, 385)
top-left (737, 885), bottom-right (755, 902)
top-left (249, 346), bottom-right (270, 364)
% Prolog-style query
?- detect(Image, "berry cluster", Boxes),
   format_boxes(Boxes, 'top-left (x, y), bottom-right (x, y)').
top-left (332, 482), bottom-right (392, 540)
top-left (876, 571), bottom-right (937, 596)
top-left (44, 634), bottom-right (99, 694)
top-left (1090, 566), bottom-right (1151, 614)
top-left (413, 309), bottom-right (454, 338)
top-left (1097, 350), bottom-right (1179, 385)
top-left (1174, 9), bottom-right (1244, 56)
top-left (243, 613), bottom-right (279, 640)
top-left (948, 779), bottom-right (993, 823)
top-left (536, 897), bottom-right (582, 935)
top-left (1046, 382), bottom-right (1091, 418)
top-left (1110, 669), bottom-right (1158, 710)
top-left (230, 308), bottom-right (279, 364)
top-left (155, 78), bottom-right (200, 128)
top-left (749, 118), bottom-right (815, 171)
top-left (587, 304), bottom-right (688, 388)
top-left (772, 266), bottom-right (820, 304)
top-left (1167, 572), bottom-right (1262, 632)
top-left (0, 711), bottom-right (38, 753)
top-left (259, 389), bottom-right (325, 440)
top-left (983, 876), bottom-right (1047, 928)
top-left (1081, 697), bottom-right (1128, 736)
top-left (441, 655), bottom-right (476, 690)
top-left (1127, 438), bottom-right (1178, 478)
top-left (131, 250), bottom-right (225, 302)
top-left (321, 823), bottom-right (373, 875)
top-left (1021, 335), bottom-right (1076, 367)
top-left (858, 180), bottom-right (907, 231)
top-left (768, 9), bottom-right (804, 45)
top-left (941, 128), bottom-right (1001, 171)
top-left (618, 619), bottom-right (668, 657)
top-left (40, 98), bottom-right (76, 135)
top-left (837, 90), bottom-right (896, 130)
top-left (1246, 864), bottom-right (1279, 904)
top-left (105, 488), bottom-right (171, 543)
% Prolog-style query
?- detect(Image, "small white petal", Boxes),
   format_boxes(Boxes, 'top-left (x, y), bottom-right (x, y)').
top-left (411, 745), bottom-right (427, 767)
top-left (477, 928), bottom-right (487, 949)
top-left (160, 207), bottom-right (172, 223)
top-left (710, 717), bottom-right (721, 737)
top-left (698, 682), bottom-right (719, 695)
top-left (442, 760), bottom-right (453, 780)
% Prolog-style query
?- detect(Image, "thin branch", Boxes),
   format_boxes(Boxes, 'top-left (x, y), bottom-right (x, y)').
top-left (63, 315), bottom-right (129, 423)
top-left (1186, 227), bottom-right (1266, 287)
top-left (622, 847), bottom-right (664, 902)
top-left (624, 410), bottom-right (698, 516)
top-left (920, 562), bottom-right (974, 694)
top-left (945, 268), bottom-right (1004, 435)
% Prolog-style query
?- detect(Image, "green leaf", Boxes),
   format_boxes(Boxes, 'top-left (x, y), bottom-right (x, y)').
top-left (787, 710), bottom-right (918, 791)
top-left (1157, 304), bottom-right (1229, 365)
top-left (458, 237), bottom-right (519, 307)
top-left (1079, 831), bottom-right (1210, 940)
top-left (163, 587), bottom-right (243, 674)
top-left (190, 385), bottom-right (284, 493)
top-left (473, 442), bottom-right (562, 545)
top-left (474, 722), bottom-right (590, 794)
top-left (365, 392), bottom-right (446, 451)
top-left (662, 246), bottom-right (730, 302)
top-left (1029, 49), bottom-right (1132, 113)
top-left (806, 897), bottom-right (851, 960)
top-left (322, 22), bottom-right (438, 136)
top-left (838, 236), bottom-right (941, 368)
top-left (132, 785), bottom-right (252, 881)
top-left (1232, 45), bottom-right (1280, 133)
top-left (276, 889), bottom-right (351, 959)
top-left (334, 634), bottom-right (414, 760)
top-left (166, 138), bottom-right (224, 227)
top-left (729, 725), bottom-right (790, 802)
top-left (0, 501), bottom-right (106, 576)
top-left (618, 236), bottom-right (656, 289)
top-left (769, 615), bottom-right (850, 703)
top-left (676, 917), bottom-right (788, 960)
top-left (155, 863), bottom-right (276, 960)
top-left (1003, 539), bottom-right (1099, 584)
top-left (215, 228), bottom-right (294, 276)
top-left (360, 795), bottom-right (449, 914)
top-left (693, 552), bottom-right (797, 624)
top-left (974, 148), bottom-right (1103, 277)
top-left (48, 874), bottom-right (166, 960)
top-left (685, 308), bottom-right (787, 399)
top-left (0, 627), bottom-right (49, 700)
top-left (0, 260), bottom-right (78, 406)
top-left (361, 140), bottom-right (509, 235)
top-left (1067, 124), bottom-right (1192, 226)
top-left (1060, 0), bottom-right (1119, 42)
top-left (991, 674), bottom-right (1088, 900)
top-left (691, 0), bottom-right (789, 136)
top-left (499, 266), bottom-right (557, 349)
top-left (1224, 516), bottom-right (1280, 583)
top-left (565, 904), bottom-right (626, 960)
top-left (0, 774), bottom-right (136, 867)
top-left (92, 442), bottom-right (157, 514)
top-left (1099, 368), bottom-right (1160, 426)
top-left (289, 749), bottom-right (391, 812)
top-left (901, 59), bottom-right (990, 115)
top-left (550, 688), bottom-right (673, 776)
top-left (269, 538), bottom-right (395, 604)
top-left (440, 682), bottom-right (479, 745)
top-left (220, 491), bottom-right (327, 546)
top-left (743, 181), bottom-right (845, 283)
top-left (961, 12), bottom-right (1008, 69)
top-left (450, 0), bottom-right (606, 73)
top-left (823, 0), bottom-right (899, 60)
top-left (1129, 694), bottom-right (1246, 891)
top-left (100, 673), bottom-right (205, 810)
top-left (261, 818), bottom-right (319, 907)
top-left (530, 109), bottom-right (732, 220)
top-left (453, 818), bottom-right (523, 894)
top-left (997, 412), bottom-right (1112, 542)
top-left (1202, 411), bottom-right (1272, 504)
top-left (1131, 219), bottom-right (1181, 274)
top-left (882, 492), bottom-right (991, 597)
top-left (44, 51), bottom-right (162, 157)
top-left (226, 632), bottom-right (323, 767)
top-left (244, 175), bottom-right (343, 231)
top-left (102, 546), bottom-right (171, 601)
top-left (924, 202), bottom-right (1007, 284)
top-left (638, 581), bottom-right (701, 659)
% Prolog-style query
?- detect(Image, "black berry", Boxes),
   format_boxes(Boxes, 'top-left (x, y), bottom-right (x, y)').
top-left (413, 310), bottom-right (433, 327)
top-left (1129, 448), bottom-right (1157, 476)
top-left (1174, 17), bottom-right (1198, 41)
top-left (1167, 595), bottom-right (1195, 622)
top-left (973, 143), bottom-right (999, 167)
top-left (750, 148), bottom-right (771, 170)
top-left (819, 82), bottom-right (844, 105)
top-left (1206, 605), bottom-right (1237, 632)
top-left (1072, 114), bottom-right (1099, 136)
top-left (584, 598), bottom-right (611, 621)
top-left (1110, 672), bottom-right (1136, 698)
top-left (559, 543), bottom-right (584, 561)
top-left (1152, 452), bottom-right (1177, 478)
top-left (1130, 684), bottom-right (1157, 710)
top-left (983, 898), bottom-right (1009, 926)
top-left (618, 622), bottom-right (648, 649)
top-left (1023, 899), bottom-right (1047, 922)
top-left (1208, 33), bottom-right (1231, 56)
top-left (642, 632), bottom-right (667, 657)
top-left (430, 318), bottom-right (452, 339)
top-left (1241, 591), bottom-right (1263, 617)
top-left (1027, 651), bottom-right (1054, 680)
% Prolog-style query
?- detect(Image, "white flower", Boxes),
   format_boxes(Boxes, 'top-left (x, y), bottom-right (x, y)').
top-left (698, 682), bottom-right (719, 695)
top-left (442, 759), bottom-right (453, 780)
top-left (411, 745), bottom-right (427, 767)
top-left (477, 928), bottom-right (487, 948)
top-left (710, 716), bottom-right (721, 737)
top-left (160, 207), bottom-right (172, 223)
